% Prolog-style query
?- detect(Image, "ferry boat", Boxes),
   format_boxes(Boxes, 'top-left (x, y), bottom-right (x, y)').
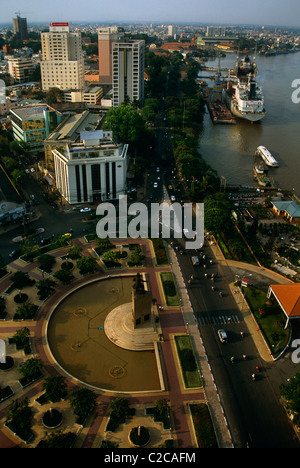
top-left (256, 146), bottom-right (279, 167)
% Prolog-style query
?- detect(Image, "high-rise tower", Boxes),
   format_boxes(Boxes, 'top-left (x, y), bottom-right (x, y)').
top-left (112, 39), bottom-right (145, 107)
top-left (13, 15), bottom-right (28, 42)
top-left (97, 26), bottom-right (124, 89)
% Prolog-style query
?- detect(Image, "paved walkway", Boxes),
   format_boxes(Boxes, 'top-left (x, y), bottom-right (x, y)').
top-left (0, 238), bottom-right (205, 448)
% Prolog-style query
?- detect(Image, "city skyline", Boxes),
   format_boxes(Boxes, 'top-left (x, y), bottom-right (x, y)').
top-left (1, 0), bottom-right (300, 28)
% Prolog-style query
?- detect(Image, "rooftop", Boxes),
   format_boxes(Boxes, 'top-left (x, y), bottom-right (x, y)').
top-left (272, 200), bottom-right (300, 218)
top-left (270, 284), bottom-right (300, 318)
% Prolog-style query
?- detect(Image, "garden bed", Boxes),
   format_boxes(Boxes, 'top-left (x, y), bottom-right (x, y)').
top-left (160, 272), bottom-right (180, 306)
top-left (189, 403), bottom-right (218, 448)
top-left (174, 335), bottom-right (202, 388)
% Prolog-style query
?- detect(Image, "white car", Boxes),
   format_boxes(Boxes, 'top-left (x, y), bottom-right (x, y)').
top-left (25, 169), bottom-right (30, 174)
top-left (153, 182), bottom-right (158, 188)
top-left (156, 167), bottom-right (160, 172)
top-left (80, 207), bottom-right (91, 213)
top-left (171, 195), bottom-right (176, 202)
top-left (30, 167), bottom-right (35, 173)
top-left (218, 329), bottom-right (228, 343)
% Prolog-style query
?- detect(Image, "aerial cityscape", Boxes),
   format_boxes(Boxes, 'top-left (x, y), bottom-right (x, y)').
top-left (0, 0), bottom-right (300, 453)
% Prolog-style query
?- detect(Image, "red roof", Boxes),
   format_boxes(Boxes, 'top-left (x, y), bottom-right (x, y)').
top-left (270, 284), bottom-right (300, 318)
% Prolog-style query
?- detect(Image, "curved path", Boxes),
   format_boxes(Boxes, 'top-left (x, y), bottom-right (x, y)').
top-left (0, 238), bottom-right (206, 448)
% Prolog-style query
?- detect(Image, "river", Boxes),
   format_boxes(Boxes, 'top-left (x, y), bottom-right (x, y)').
top-left (198, 52), bottom-right (300, 195)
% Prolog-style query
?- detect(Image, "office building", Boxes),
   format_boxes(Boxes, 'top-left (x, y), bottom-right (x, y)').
top-left (8, 57), bottom-right (34, 83)
top-left (51, 129), bottom-right (128, 204)
top-left (13, 15), bottom-right (28, 42)
top-left (112, 39), bottom-right (145, 107)
top-left (97, 27), bottom-right (124, 88)
top-left (10, 105), bottom-right (63, 153)
top-left (206, 26), bottom-right (226, 37)
top-left (40, 22), bottom-right (85, 92)
top-left (44, 109), bottom-right (105, 171)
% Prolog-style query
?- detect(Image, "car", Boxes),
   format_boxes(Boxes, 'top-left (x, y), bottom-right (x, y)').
top-left (191, 256), bottom-right (200, 266)
top-left (170, 195), bottom-right (176, 202)
top-left (9, 249), bottom-right (21, 258)
top-left (80, 207), bottom-right (91, 213)
top-left (25, 169), bottom-right (30, 174)
top-left (156, 167), bottom-right (160, 172)
top-left (30, 167), bottom-right (35, 173)
top-left (168, 185), bottom-right (173, 190)
top-left (153, 182), bottom-right (158, 188)
top-left (63, 233), bottom-right (72, 238)
top-left (218, 329), bottom-right (228, 343)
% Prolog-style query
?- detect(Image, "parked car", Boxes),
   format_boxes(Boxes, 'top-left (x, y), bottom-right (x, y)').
top-left (80, 207), bottom-right (91, 213)
top-left (153, 182), bottom-right (158, 188)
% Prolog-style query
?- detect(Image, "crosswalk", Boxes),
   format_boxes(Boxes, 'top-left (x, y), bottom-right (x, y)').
top-left (197, 314), bottom-right (240, 326)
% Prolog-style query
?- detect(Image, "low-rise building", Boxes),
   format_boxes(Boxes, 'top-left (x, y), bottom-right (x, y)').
top-left (0, 164), bottom-right (26, 224)
top-left (44, 109), bottom-right (105, 171)
top-left (10, 105), bottom-right (63, 153)
top-left (8, 57), bottom-right (34, 83)
top-left (271, 200), bottom-right (300, 223)
top-left (51, 130), bottom-right (128, 205)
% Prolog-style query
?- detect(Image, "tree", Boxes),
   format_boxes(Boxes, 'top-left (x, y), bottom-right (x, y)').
top-left (46, 87), bottom-right (64, 104)
top-left (42, 376), bottom-right (67, 402)
top-left (76, 256), bottom-right (98, 275)
top-left (280, 372), bottom-right (300, 415)
top-left (67, 244), bottom-right (82, 259)
top-left (54, 268), bottom-right (74, 284)
top-left (69, 387), bottom-right (97, 422)
top-left (15, 302), bottom-right (38, 320)
top-left (19, 357), bottom-right (43, 381)
top-left (38, 253), bottom-right (56, 273)
top-left (105, 104), bottom-right (145, 144)
top-left (37, 278), bottom-right (56, 300)
top-left (11, 271), bottom-right (35, 289)
top-left (12, 327), bottom-right (30, 348)
top-left (5, 398), bottom-right (34, 440)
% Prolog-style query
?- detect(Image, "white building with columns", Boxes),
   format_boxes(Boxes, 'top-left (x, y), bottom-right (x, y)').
top-left (51, 130), bottom-right (128, 205)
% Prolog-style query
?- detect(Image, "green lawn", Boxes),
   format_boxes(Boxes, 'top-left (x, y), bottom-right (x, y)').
top-left (174, 335), bottom-right (202, 388)
top-left (160, 272), bottom-right (180, 306)
top-left (243, 285), bottom-right (290, 357)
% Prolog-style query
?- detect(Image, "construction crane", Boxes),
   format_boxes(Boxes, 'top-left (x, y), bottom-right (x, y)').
top-left (14, 11), bottom-right (33, 17)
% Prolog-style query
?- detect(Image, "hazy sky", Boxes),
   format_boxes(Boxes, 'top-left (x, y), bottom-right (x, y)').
top-left (2, 0), bottom-right (300, 27)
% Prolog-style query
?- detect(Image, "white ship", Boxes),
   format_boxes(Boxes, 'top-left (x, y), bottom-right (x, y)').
top-left (223, 56), bottom-right (266, 122)
top-left (256, 146), bottom-right (279, 167)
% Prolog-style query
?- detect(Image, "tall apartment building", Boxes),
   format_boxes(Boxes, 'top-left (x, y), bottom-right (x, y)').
top-left (112, 40), bottom-right (145, 107)
top-left (13, 15), bottom-right (28, 42)
top-left (40, 22), bottom-right (85, 92)
top-left (8, 57), bottom-right (34, 83)
top-left (98, 26), bottom-right (124, 88)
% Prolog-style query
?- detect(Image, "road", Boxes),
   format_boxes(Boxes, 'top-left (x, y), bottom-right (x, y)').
top-left (150, 106), bottom-right (300, 448)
